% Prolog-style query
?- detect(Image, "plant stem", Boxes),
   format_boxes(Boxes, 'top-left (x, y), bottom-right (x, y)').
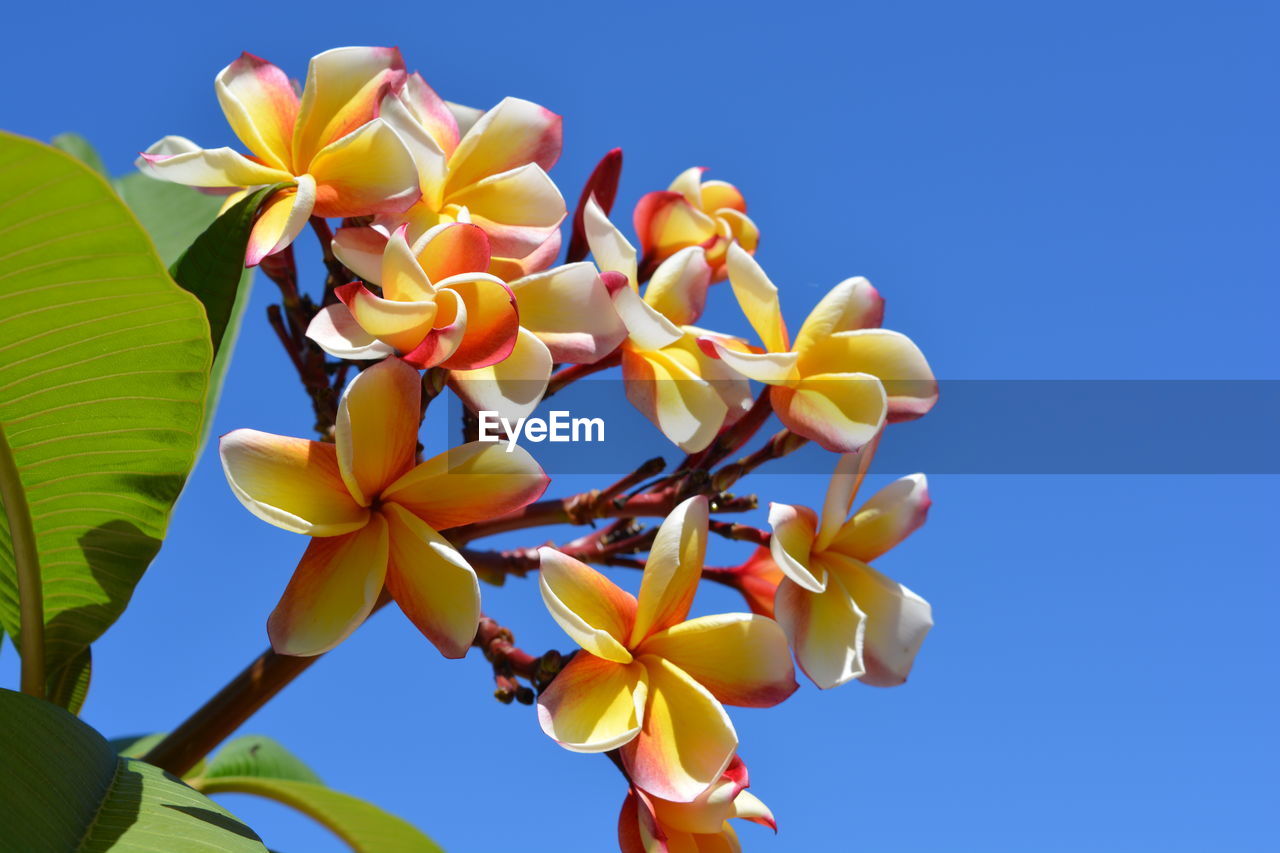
top-left (0, 422), bottom-right (44, 698)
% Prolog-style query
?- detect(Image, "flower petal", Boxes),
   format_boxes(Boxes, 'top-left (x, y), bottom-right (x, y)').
top-left (766, 503), bottom-right (824, 592)
top-left (245, 177), bottom-right (316, 267)
top-left (382, 503), bottom-right (480, 658)
top-left (138, 143), bottom-right (292, 188)
top-left (771, 372), bottom-right (887, 453)
top-left (382, 441), bottom-right (549, 530)
top-left (830, 473), bottom-right (931, 563)
top-left (510, 262), bottom-right (627, 363)
top-left (435, 273), bottom-right (519, 370)
top-left (215, 52), bottom-right (299, 171)
top-left (335, 282), bottom-right (438, 352)
top-left (814, 433), bottom-right (880, 552)
top-left (630, 496), bottom-right (708, 645)
top-left (309, 118), bottom-right (422, 218)
top-left (617, 790), bottom-right (662, 853)
top-left (773, 575), bottom-right (867, 689)
top-left (637, 614), bottom-right (797, 707)
top-left (413, 222), bottom-right (491, 283)
top-left (380, 85), bottom-right (449, 210)
top-left (537, 653), bottom-right (648, 752)
top-left (305, 303), bottom-right (397, 360)
top-left (292, 46), bottom-right (405, 167)
top-left (267, 516), bottom-right (388, 656)
top-left (794, 276), bottom-right (886, 354)
top-left (446, 96), bottom-right (562, 192)
top-left (798, 329), bottom-right (937, 421)
top-left (644, 247), bottom-right (711, 326)
top-left (702, 339), bottom-right (798, 385)
top-left (220, 429), bottom-right (368, 535)
top-left (334, 357), bottom-right (420, 505)
top-left (623, 656), bottom-right (737, 802)
top-left (731, 790), bottom-right (776, 830)
top-left (450, 327), bottom-right (552, 421)
top-left (331, 225), bottom-right (389, 283)
top-left (614, 286), bottom-right (683, 351)
top-left (380, 225), bottom-right (436, 302)
top-left (402, 72), bottom-right (460, 155)
top-left (833, 558), bottom-right (933, 687)
top-left (538, 547), bottom-right (637, 663)
top-left (724, 243), bottom-right (788, 352)
top-left (634, 191), bottom-right (717, 266)
top-left (448, 163), bottom-right (566, 258)
top-left (700, 179), bottom-right (747, 214)
top-left (621, 347), bottom-right (728, 454)
top-left (585, 194), bottom-right (638, 285)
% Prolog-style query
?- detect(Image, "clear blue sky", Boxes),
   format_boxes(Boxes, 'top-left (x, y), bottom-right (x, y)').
top-left (3, 2), bottom-right (1277, 851)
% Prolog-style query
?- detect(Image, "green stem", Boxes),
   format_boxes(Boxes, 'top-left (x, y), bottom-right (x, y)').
top-left (0, 421), bottom-right (44, 698)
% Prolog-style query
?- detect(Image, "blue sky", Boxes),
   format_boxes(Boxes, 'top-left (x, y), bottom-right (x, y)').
top-left (2, 2), bottom-right (1277, 851)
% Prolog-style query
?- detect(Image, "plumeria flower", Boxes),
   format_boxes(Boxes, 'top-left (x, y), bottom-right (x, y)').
top-left (139, 48), bottom-right (420, 266)
top-left (584, 197), bottom-right (751, 452)
top-left (619, 756), bottom-right (775, 853)
top-left (713, 546), bottom-right (786, 619)
top-left (634, 168), bottom-right (759, 281)
top-left (219, 358), bottom-right (548, 657)
top-left (768, 434), bottom-right (933, 688)
top-left (332, 78), bottom-right (565, 281)
top-left (537, 496), bottom-right (798, 802)
top-left (306, 221), bottom-right (519, 370)
top-left (701, 244), bottom-right (938, 453)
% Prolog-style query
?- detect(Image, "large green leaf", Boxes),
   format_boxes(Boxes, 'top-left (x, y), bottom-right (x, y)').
top-left (0, 688), bottom-right (267, 851)
top-left (195, 737), bottom-right (444, 853)
top-left (0, 132), bottom-right (212, 705)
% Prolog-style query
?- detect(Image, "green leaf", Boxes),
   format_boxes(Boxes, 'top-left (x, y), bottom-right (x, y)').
top-left (203, 735), bottom-right (324, 785)
top-left (169, 184), bottom-right (280, 354)
top-left (114, 172), bottom-right (224, 267)
top-left (46, 644), bottom-right (91, 714)
top-left (196, 737), bottom-right (443, 853)
top-left (51, 132), bottom-right (109, 179)
top-left (0, 132), bottom-right (212, 707)
top-left (0, 688), bottom-right (268, 851)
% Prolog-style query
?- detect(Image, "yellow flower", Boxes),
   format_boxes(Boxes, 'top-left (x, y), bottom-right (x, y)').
top-left (139, 48), bottom-right (421, 265)
top-left (635, 168), bottom-right (759, 281)
top-left (619, 756), bottom-right (775, 853)
top-left (584, 197), bottom-right (751, 452)
top-left (536, 497), bottom-right (798, 802)
top-left (767, 435), bottom-right (933, 688)
top-left (703, 244), bottom-right (938, 453)
top-left (219, 358), bottom-right (548, 657)
top-left (332, 78), bottom-right (566, 281)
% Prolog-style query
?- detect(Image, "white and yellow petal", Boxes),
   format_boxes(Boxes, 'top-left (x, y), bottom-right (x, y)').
top-left (305, 303), bottom-right (397, 361)
top-left (644, 247), bottom-right (711, 327)
top-left (830, 473), bottom-right (931, 562)
top-left (537, 653), bottom-right (648, 752)
top-left (382, 503), bottom-right (480, 659)
top-left (292, 45), bottom-right (405, 167)
top-left (138, 143), bottom-right (292, 189)
top-left (509, 263), bottom-right (627, 363)
top-left (623, 656), bottom-right (737, 803)
top-left (266, 516), bottom-right (388, 656)
top-left (446, 96), bottom-right (562, 192)
top-left (724, 243), bottom-right (788, 353)
top-left (637, 614), bottom-right (797, 708)
top-left (219, 429), bottom-right (368, 536)
top-left (773, 575), bottom-right (866, 690)
top-left (450, 327), bottom-right (553, 421)
top-left (245, 177), bottom-right (316, 267)
top-left (797, 329), bottom-right (937, 422)
top-left (766, 502), bottom-right (824, 592)
top-left (538, 547), bottom-right (637, 663)
top-left (334, 357), bottom-right (420, 506)
top-left (771, 372), bottom-right (887, 453)
top-left (584, 195), bottom-right (638, 286)
top-left (827, 555), bottom-right (932, 687)
top-left (309, 118), bottom-right (422, 218)
top-left (382, 441), bottom-right (549, 530)
top-left (630, 496), bottom-right (709, 645)
top-left (215, 52), bottom-right (299, 171)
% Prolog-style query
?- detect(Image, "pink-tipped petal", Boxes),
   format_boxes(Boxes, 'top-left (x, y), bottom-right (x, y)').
top-left (139, 144), bottom-right (292, 189)
top-left (830, 473), bottom-right (932, 563)
top-left (798, 329), bottom-right (937, 422)
top-left (292, 45), bottom-right (406, 167)
top-left (305, 303), bottom-right (396, 360)
top-left (435, 273), bottom-right (519, 370)
top-left (215, 52), bottom-right (300, 171)
top-left (637, 614), bottom-right (798, 707)
top-left (509, 263), bottom-right (627, 363)
top-left (585, 194), bottom-right (638, 285)
top-left (331, 226), bottom-right (390, 284)
top-left (245, 177), bottom-right (316, 267)
top-left (446, 96), bottom-right (562, 192)
top-left (771, 373), bottom-right (887, 454)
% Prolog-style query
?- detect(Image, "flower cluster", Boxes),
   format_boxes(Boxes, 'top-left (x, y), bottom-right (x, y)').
top-left (153, 46), bottom-right (940, 851)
